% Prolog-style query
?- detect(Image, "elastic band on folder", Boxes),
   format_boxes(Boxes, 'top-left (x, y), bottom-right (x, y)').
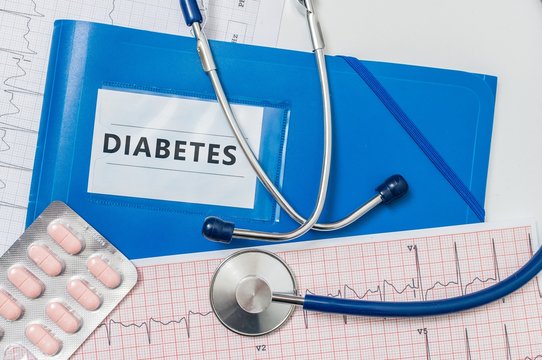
top-left (341, 56), bottom-right (485, 221)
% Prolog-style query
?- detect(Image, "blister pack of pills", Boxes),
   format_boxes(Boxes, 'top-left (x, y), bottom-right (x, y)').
top-left (0, 201), bottom-right (138, 359)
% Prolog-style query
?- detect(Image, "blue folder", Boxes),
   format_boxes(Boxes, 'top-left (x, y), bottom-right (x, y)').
top-left (27, 20), bottom-right (496, 259)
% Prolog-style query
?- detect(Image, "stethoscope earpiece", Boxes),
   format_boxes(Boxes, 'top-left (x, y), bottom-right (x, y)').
top-left (377, 174), bottom-right (409, 204)
top-left (202, 217), bottom-right (234, 244)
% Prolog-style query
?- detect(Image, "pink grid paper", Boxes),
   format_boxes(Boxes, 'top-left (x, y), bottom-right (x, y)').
top-left (72, 224), bottom-right (542, 359)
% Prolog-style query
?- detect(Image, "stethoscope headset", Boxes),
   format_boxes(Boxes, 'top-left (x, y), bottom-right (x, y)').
top-left (179, 0), bottom-right (542, 336)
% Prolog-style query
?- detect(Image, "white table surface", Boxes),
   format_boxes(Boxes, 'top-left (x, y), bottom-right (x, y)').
top-left (276, 0), bottom-right (542, 235)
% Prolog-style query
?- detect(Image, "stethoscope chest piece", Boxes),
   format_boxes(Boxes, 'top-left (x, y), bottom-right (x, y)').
top-left (210, 250), bottom-right (297, 336)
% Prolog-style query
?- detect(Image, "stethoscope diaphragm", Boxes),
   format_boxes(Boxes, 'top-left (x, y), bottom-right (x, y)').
top-left (209, 249), bottom-right (297, 336)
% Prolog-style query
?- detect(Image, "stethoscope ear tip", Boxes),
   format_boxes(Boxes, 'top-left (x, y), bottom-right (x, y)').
top-left (202, 217), bottom-right (235, 243)
top-left (376, 175), bottom-right (409, 204)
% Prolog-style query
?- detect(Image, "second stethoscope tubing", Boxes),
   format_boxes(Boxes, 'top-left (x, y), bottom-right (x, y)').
top-left (205, 44), bottom-right (332, 240)
top-left (206, 47), bottom-right (333, 240)
top-left (192, 15), bottom-right (382, 241)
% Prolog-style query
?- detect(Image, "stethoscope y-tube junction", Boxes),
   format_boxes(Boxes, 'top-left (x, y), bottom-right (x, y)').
top-left (179, 0), bottom-right (409, 244)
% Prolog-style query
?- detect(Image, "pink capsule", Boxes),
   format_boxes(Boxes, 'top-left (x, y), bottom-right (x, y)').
top-left (0, 289), bottom-right (23, 321)
top-left (47, 222), bottom-right (83, 255)
top-left (25, 323), bottom-right (62, 356)
top-left (7, 266), bottom-right (44, 299)
top-left (27, 244), bottom-right (64, 277)
top-left (87, 255), bottom-right (122, 289)
top-left (46, 302), bottom-right (81, 334)
top-left (67, 279), bottom-right (102, 311)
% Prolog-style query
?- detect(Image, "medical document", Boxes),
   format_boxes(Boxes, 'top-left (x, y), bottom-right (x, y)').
top-left (88, 89), bottom-right (264, 209)
top-left (69, 221), bottom-right (542, 359)
top-left (0, 0), bottom-right (286, 253)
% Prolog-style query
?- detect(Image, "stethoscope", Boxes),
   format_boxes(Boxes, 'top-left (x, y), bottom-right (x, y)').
top-left (210, 248), bottom-right (542, 336)
top-left (179, 0), bottom-right (542, 336)
top-left (179, 0), bottom-right (409, 244)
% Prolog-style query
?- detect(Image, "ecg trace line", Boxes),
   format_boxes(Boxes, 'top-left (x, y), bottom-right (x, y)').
top-left (100, 235), bottom-right (534, 347)
top-left (425, 239), bottom-right (501, 300)
top-left (0, 0), bottom-right (44, 211)
top-left (503, 323), bottom-right (542, 360)
top-left (424, 331), bottom-right (431, 360)
top-left (0, 4), bottom-right (43, 130)
top-left (465, 328), bottom-right (472, 360)
top-left (527, 234), bottom-right (542, 299)
top-left (505, 323), bottom-right (513, 360)
top-left (0, 160), bottom-right (31, 172)
top-left (1, 55), bottom-right (42, 132)
top-left (430, 325), bottom-right (542, 360)
top-left (0, 1), bottom-right (44, 56)
top-left (0, 1), bottom-right (44, 130)
top-left (302, 238), bottom-right (504, 328)
top-left (0, 200), bottom-right (26, 210)
top-left (0, 129), bottom-right (8, 151)
top-left (84, 229), bottom-right (542, 359)
top-left (421, 324), bottom-right (542, 360)
top-left (109, 0), bottom-right (116, 25)
top-left (97, 310), bottom-right (213, 346)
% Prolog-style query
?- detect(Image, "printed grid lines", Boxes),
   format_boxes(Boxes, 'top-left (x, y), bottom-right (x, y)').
top-left (71, 225), bottom-right (542, 359)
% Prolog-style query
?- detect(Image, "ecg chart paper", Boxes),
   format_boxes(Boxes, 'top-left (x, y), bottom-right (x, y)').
top-left (66, 221), bottom-right (542, 360)
top-left (0, 0), bottom-right (286, 253)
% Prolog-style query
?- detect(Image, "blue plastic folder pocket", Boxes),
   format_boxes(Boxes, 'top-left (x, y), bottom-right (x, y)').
top-left (27, 20), bottom-right (497, 259)
top-left (83, 83), bottom-right (289, 222)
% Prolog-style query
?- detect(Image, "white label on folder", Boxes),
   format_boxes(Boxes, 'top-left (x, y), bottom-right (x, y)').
top-left (88, 89), bottom-right (264, 209)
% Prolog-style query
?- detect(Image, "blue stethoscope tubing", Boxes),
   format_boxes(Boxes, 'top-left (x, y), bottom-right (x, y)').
top-left (179, 0), bottom-right (203, 24)
top-left (302, 246), bottom-right (542, 317)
